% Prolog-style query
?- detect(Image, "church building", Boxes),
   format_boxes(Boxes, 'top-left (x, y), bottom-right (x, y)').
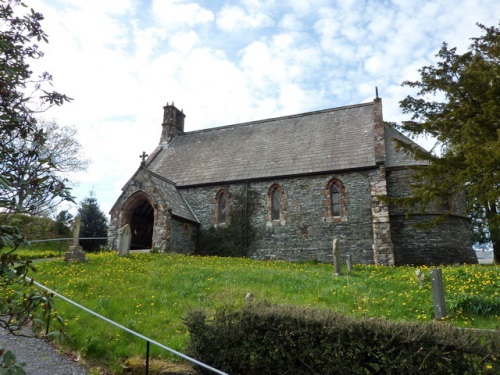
top-left (108, 98), bottom-right (477, 266)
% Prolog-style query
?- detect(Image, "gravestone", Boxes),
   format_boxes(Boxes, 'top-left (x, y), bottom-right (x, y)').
top-left (117, 224), bottom-right (132, 256)
top-left (332, 237), bottom-right (341, 276)
top-left (430, 268), bottom-right (447, 319)
top-left (346, 254), bottom-right (353, 272)
top-left (415, 269), bottom-right (425, 287)
top-left (245, 292), bottom-right (254, 304)
top-left (64, 215), bottom-right (87, 262)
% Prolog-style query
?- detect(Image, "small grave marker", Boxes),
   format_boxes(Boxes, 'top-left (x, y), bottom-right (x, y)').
top-left (415, 269), bottom-right (425, 287)
top-left (430, 268), bottom-right (447, 319)
top-left (332, 237), bottom-right (341, 276)
top-left (346, 254), bottom-right (353, 272)
top-left (117, 224), bottom-right (132, 256)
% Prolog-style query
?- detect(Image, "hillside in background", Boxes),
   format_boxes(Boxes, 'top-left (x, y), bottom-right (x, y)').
top-left (1, 214), bottom-right (71, 241)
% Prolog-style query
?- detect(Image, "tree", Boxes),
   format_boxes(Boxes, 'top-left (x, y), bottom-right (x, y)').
top-left (0, 119), bottom-right (89, 215)
top-left (54, 209), bottom-right (72, 236)
top-left (79, 192), bottom-right (108, 252)
top-left (0, 0), bottom-right (70, 368)
top-left (394, 23), bottom-right (500, 263)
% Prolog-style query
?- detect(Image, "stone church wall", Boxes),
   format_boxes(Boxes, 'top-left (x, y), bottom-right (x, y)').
top-left (180, 170), bottom-right (380, 264)
top-left (169, 218), bottom-right (196, 254)
top-left (386, 168), bottom-right (476, 265)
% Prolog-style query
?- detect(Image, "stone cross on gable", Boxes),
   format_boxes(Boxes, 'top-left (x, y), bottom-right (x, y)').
top-left (140, 151), bottom-right (148, 166)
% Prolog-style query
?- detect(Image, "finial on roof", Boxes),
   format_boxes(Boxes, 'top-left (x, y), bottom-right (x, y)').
top-left (375, 86), bottom-right (379, 99)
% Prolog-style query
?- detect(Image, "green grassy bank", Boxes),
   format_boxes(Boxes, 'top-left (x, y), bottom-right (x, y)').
top-left (27, 252), bottom-right (499, 372)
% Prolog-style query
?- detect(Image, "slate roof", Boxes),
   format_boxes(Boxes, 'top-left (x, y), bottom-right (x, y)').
top-left (384, 125), bottom-right (429, 168)
top-left (149, 172), bottom-right (200, 223)
top-left (148, 102), bottom-right (380, 186)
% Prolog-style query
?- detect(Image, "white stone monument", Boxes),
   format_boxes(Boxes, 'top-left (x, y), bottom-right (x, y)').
top-left (64, 215), bottom-right (87, 262)
top-left (117, 224), bottom-right (132, 256)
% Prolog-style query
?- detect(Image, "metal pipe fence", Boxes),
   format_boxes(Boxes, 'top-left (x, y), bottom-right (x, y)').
top-left (30, 237), bottom-right (108, 256)
top-left (26, 275), bottom-right (227, 375)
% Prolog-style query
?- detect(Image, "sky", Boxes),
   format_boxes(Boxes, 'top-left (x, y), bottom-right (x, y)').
top-left (25, 0), bottom-right (500, 217)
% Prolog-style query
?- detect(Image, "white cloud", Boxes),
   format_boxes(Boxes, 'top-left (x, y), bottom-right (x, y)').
top-left (152, 0), bottom-right (214, 28)
top-left (19, 0), bottom-right (500, 215)
top-left (169, 30), bottom-right (200, 53)
top-left (216, 5), bottom-right (274, 31)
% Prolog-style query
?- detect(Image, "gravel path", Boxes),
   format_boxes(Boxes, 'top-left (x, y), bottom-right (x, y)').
top-left (0, 328), bottom-right (87, 375)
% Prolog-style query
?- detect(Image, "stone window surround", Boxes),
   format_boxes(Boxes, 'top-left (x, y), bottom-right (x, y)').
top-left (214, 188), bottom-right (230, 226)
top-left (324, 178), bottom-right (346, 223)
top-left (267, 183), bottom-right (287, 226)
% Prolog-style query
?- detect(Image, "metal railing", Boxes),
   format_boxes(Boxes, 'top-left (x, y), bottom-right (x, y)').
top-left (30, 237), bottom-right (108, 256)
top-left (25, 276), bottom-right (227, 375)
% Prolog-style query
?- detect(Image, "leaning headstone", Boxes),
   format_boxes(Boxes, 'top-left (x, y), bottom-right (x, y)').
top-left (430, 268), bottom-right (447, 319)
top-left (332, 237), bottom-right (341, 276)
top-left (117, 224), bottom-right (132, 256)
top-left (64, 215), bottom-right (87, 262)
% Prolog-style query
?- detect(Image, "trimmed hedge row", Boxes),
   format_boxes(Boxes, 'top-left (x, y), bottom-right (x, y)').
top-left (184, 303), bottom-right (500, 375)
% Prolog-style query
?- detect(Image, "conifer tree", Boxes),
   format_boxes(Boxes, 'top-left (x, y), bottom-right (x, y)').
top-left (393, 23), bottom-right (500, 263)
top-left (78, 192), bottom-right (108, 252)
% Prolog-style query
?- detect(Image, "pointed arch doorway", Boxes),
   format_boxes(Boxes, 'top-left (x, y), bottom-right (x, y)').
top-left (125, 194), bottom-right (155, 250)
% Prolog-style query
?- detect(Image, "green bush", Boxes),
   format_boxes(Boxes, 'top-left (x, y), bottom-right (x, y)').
top-left (1, 214), bottom-right (62, 240)
top-left (452, 295), bottom-right (500, 316)
top-left (196, 189), bottom-right (258, 258)
top-left (184, 303), bottom-right (500, 375)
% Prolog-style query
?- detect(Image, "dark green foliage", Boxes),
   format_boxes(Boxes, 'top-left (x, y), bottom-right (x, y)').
top-left (54, 210), bottom-right (72, 236)
top-left (0, 348), bottom-right (25, 374)
top-left (0, 0), bottom-right (73, 216)
top-left (0, 213), bottom-right (67, 240)
top-left (185, 303), bottom-right (500, 375)
top-left (451, 296), bottom-right (500, 316)
top-left (197, 188), bottom-right (258, 257)
top-left (393, 23), bottom-right (500, 263)
top-left (0, 0), bottom-right (69, 370)
top-left (78, 193), bottom-right (108, 252)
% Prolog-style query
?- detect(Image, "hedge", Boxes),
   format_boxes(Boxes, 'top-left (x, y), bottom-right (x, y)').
top-left (184, 303), bottom-right (500, 374)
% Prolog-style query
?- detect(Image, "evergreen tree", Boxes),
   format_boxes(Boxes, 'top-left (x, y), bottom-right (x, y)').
top-left (78, 192), bottom-right (108, 252)
top-left (393, 23), bottom-right (500, 263)
top-left (54, 210), bottom-right (73, 236)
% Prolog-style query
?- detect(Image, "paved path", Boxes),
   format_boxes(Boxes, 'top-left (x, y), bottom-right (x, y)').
top-left (0, 328), bottom-right (87, 375)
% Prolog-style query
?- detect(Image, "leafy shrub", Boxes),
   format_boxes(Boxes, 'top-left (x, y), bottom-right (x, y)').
top-left (452, 295), bottom-right (500, 316)
top-left (1, 214), bottom-right (61, 240)
top-left (185, 303), bottom-right (500, 375)
top-left (0, 349), bottom-right (25, 374)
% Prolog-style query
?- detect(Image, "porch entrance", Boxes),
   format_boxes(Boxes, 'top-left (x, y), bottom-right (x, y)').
top-left (129, 198), bottom-right (154, 249)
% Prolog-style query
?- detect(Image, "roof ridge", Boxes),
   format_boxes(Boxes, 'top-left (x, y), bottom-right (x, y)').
top-left (184, 101), bottom-right (376, 135)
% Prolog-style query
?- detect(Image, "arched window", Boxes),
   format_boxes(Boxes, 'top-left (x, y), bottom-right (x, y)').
top-left (269, 184), bottom-right (282, 221)
top-left (216, 189), bottom-right (228, 224)
top-left (331, 183), bottom-right (341, 217)
top-left (327, 179), bottom-right (344, 219)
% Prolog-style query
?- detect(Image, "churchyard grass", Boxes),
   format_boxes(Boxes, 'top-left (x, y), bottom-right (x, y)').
top-left (10, 248), bottom-right (61, 261)
top-left (29, 253), bottom-right (499, 371)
